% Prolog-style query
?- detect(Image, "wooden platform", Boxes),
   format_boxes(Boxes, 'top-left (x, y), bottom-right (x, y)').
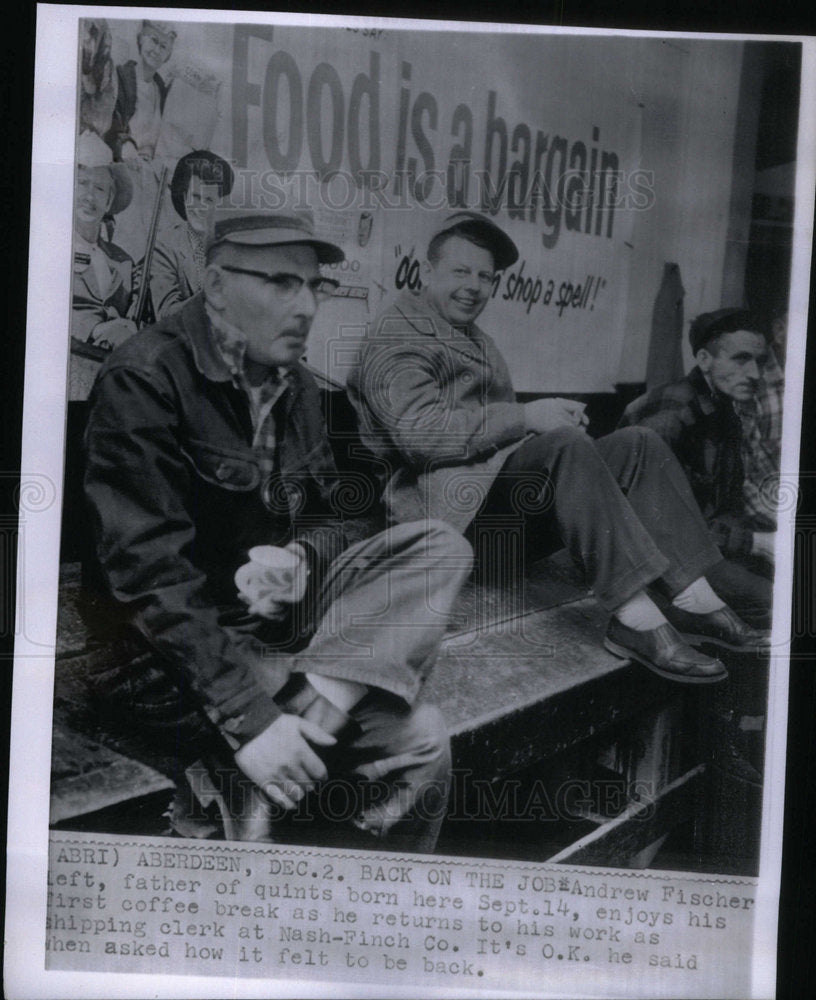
top-left (50, 551), bottom-right (711, 867)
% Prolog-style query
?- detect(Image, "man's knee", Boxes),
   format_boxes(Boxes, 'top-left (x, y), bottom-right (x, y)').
top-left (611, 424), bottom-right (671, 459)
top-left (396, 518), bottom-right (474, 572)
top-left (543, 424), bottom-right (594, 453)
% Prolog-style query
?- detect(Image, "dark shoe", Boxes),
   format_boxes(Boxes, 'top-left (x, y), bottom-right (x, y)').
top-left (604, 618), bottom-right (728, 684)
top-left (665, 605), bottom-right (771, 653)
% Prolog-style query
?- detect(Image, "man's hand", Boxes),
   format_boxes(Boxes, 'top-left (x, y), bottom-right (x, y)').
top-left (236, 541), bottom-right (310, 619)
top-left (523, 398), bottom-right (589, 434)
top-left (234, 713), bottom-right (337, 810)
top-left (752, 530), bottom-right (776, 563)
top-left (91, 317), bottom-right (137, 350)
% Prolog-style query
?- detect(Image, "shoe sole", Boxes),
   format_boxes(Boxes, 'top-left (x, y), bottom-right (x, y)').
top-left (675, 631), bottom-right (770, 654)
top-left (603, 638), bottom-right (729, 684)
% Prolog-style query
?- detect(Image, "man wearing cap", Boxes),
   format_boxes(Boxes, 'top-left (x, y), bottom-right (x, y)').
top-left (82, 205), bottom-right (472, 849)
top-left (620, 308), bottom-right (777, 625)
top-left (347, 212), bottom-right (768, 684)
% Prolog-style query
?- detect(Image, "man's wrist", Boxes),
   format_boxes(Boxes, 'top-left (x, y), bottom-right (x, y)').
top-left (300, 690), bottom-right (353, 736)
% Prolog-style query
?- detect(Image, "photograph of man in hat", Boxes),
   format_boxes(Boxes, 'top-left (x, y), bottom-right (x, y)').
top-left (70, 131), bottom-right (137, 402)
top-left (620, 308), bottom-right (778, 626)
top-left (347, 212), bottom-right (769, 685)
top-left (81, 203), bottom-right (472, 849)
top-left (104, 19), bottom-right (177, 162)
top-left (149, 149), bottom-right (235, 319)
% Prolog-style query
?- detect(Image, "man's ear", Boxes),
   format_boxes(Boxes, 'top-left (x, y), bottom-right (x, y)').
top-left (203, 263), bottom-right (226, 310)
top-left (421, 259), bottom-right (433, 282)
top-left (696, 348), bottom-right (712, 374)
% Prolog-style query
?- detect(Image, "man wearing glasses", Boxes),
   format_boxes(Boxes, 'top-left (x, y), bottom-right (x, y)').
top-left (82, 206), bottom-right (472, 849)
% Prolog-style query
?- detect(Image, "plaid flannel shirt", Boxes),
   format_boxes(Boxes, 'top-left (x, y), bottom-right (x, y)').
top-left (620, 366), bottom-right (776, 558)
top-left (205, 304), bottom-right (290, 480)
top-left (735, 352), bottom-right (783, 525)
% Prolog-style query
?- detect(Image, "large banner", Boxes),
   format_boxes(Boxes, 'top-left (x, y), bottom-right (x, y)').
top-left (12, 10), bottom-right (814, 1000)
top-left (104, 21), bottom-right (646, 391)
top-left (222, 26), bottom-right (643, 391)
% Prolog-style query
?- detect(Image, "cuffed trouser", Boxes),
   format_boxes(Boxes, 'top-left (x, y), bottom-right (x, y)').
top-left (471, 425), bottom-right (723, 611)
top-left (706, 556), bottom-right (773, 629)
top-left (284, 519), bottom-right (474, 700)
top-left (99, 520), bottom-right (471, 851)
top-left (184, 694), bottom-right (451, 853)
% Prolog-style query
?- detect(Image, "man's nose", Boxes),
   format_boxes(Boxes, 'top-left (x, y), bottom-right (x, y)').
top-left (746, 359), bottom-right (760, 381)
top-left (292, 281), bottom-right (319, 316)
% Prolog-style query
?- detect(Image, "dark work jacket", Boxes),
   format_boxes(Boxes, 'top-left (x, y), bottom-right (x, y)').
top-left (619, 366), bottom-right (755, 558)
top-left (104, 60), bottom-right (170, 160)
top-left (83, 294), bottom-right (377, 749)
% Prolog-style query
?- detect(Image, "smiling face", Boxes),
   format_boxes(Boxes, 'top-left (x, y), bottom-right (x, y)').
top-left (75, 165), bottom-right (114, 238)
top-left (423, 235), bottom-right (496, 327)
top-left (138, 26), bottom-right (174, 73)
top-left (697, 329), bottom-right (769, 402)
top-left (205, 243), bottom-right (321, 374)
top-left (185, 176), bottom-right (222, 235)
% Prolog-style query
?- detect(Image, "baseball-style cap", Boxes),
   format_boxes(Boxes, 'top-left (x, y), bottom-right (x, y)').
top-left (429, 210), bottom-right (519, 271)
top-left (689, 308), bottom-right (765, 355)
top-left (206, 206), bottom-right (345, 264)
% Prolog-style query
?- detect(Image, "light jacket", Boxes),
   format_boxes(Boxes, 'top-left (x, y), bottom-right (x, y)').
top-left (346, 288), bottom-right (529, 531)
top-left (150, 221), bottom-right (201, 319)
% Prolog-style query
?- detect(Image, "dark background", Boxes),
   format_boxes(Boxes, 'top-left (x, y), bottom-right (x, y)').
top-left (2, 2), bottom-right (814, 996)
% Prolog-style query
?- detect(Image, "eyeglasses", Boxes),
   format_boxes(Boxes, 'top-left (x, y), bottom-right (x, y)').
top-left (218, 265), bottom-right (340, 302)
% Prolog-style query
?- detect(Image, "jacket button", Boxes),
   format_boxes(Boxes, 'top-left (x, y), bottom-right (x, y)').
top-left (215, 462), bottom-right (230, 481)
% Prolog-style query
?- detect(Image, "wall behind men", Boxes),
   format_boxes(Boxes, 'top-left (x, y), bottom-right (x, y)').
top-left (616, 38), bottom-right (750, 384)
top-left (103, 19), bottom-right (751, 393)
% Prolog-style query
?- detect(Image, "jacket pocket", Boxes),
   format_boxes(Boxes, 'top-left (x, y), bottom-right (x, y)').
top-left (182, 437), bottom-right (261, 492)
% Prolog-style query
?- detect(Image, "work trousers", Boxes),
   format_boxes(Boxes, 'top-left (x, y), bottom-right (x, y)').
top-left (471, 425), bottom-right (723, 611)
top-left (91, 520), bottom-right (472, 851)
top-left (706, 555), bottom-right (773, 629)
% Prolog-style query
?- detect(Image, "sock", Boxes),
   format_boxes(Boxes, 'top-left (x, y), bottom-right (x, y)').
top-left (613, 591), bottom-right (667, 631)
top-left (671, 577), bottom-right (725, 614)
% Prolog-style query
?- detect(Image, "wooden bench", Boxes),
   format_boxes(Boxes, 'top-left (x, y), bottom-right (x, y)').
top-left (52, 383), bottom-right (762, 870)
top-left (51, 551), bottom-right (718, 867)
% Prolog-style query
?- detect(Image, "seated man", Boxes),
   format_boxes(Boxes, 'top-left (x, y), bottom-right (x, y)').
top-left (82, 204), bottom-right (473, 850)
top-left (620, 308), bottom-right (777, 627)
top-left (346, 212), bottom-right (768, 686)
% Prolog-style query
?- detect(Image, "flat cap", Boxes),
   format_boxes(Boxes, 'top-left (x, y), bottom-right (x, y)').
top-left (429, 210), bottom-right (519, 271)
top-left (689, 308), bottom-right (765, 354)
top-left (207, 207), bottom-right (345, 264)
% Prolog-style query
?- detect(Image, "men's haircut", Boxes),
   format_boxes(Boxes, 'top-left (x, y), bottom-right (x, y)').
top-left (691, 308), bottom-right (766, 356)
top-left (171, 151), bottom-right (235, 221)
top-left (705, 314), bottom-right (766, 356)
top-left (427, 225), bottom-right (496, 267)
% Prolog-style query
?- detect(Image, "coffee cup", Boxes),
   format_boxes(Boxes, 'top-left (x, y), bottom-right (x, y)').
top-left (235, 545), bottom-right (307, 618)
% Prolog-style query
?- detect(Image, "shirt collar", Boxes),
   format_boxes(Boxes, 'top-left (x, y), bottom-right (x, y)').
top-left (204, 303), bottom-right (287, 389)
top-left (692, 365), bottom-right (738, 416)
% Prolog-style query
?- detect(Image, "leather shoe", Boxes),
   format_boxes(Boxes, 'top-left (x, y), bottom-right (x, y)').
top-left (664, 605), bottom-right (771, 653)
top-left (604, 617), bottom-right (728, 684)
